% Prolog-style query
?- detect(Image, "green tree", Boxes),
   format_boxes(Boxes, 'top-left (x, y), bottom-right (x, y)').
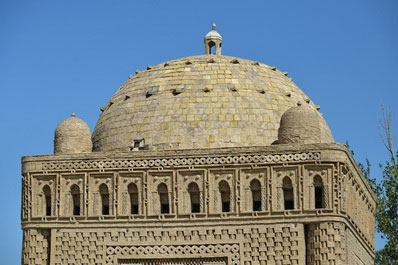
top-left (374, 107), bottom-right (398, 264)
top-left (374, 153), bottom-right (398, 264)
top-left (347, 107), bottom-right (398, 264)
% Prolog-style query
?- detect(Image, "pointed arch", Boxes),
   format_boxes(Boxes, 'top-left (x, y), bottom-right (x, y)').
top-left (99, 184), bottom-right (110, 215)
top-left (208, 41), bottom-right (216, 54)
top-left (158, 183), bottom-right (169, 214)
top-left (128, 183), bottom-right (139, 214)
top-left (43, 185), bottom-right (52, 216)
top-left (71, 184), bottom-right (81, 216)
top-left (282, 177), bottom-right (294, 210)
top-left (314, 175), bottom-right (324, 209)
top-left (219, 180), bottom-right (231, 213)
top-left (188, 182), bottom-right (200, 213)
top-left (250, 179), bottom-right (262, 211)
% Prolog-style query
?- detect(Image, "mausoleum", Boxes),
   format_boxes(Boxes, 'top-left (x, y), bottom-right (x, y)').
top-left (21, 25), bottom-right (375, 265)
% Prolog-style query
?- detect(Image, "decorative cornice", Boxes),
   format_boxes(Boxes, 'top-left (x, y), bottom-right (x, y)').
top-left (41, 152), bottom-right (321, 171)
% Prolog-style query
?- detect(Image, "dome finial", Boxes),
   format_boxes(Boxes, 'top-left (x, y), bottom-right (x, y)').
top-left (204, 24), bottom-right (222, 55)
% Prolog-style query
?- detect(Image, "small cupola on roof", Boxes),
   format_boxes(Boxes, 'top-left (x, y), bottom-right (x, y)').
top-left (204, 24), bottom-right (222, 55)
top-left (54, 113), bottom-right (92, 154)
top-left (276, 102), bottom-right (334, 145)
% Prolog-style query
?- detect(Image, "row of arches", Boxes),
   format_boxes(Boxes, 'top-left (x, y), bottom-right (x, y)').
top-left (41, 176), bottom-right (325, 216)
top-left (41, 184), bottom-right (81, 216)
top-left (282, 176), bottom-right (325, 210)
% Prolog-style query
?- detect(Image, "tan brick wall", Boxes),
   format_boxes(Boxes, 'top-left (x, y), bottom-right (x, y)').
top-left (42, 224), bottom-right (304, 265)
top-left (346, 227), bottom-right (374, 265)
top-left (21, 144), bottom-right (375, 265)
top-left (305, 222), bottom-right (346, 265)
top-left (22, 229), bottom-right (50, 265)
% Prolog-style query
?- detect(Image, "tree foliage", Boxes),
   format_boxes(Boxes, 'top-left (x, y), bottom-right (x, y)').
top-left (373, 153), bottom-right (398, 264)
top-left (347, 106), bottom-right (398, 264)
top-left (352, 151), bottom-right (398, 264)
top-left (374, 107), bottom-right (398, 264)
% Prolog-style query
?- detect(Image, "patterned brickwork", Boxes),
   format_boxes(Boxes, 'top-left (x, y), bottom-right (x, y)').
top-left (343, 170), bottom-right (375, 247)
top-left (21, 145), bottom-right (376, 265)
top-left (22, 158), bottom-right (375, 253)
top-left (41, 152), bottom-right (321, 171)
top-left (53, 231), bottom-right (105, 265)
top-left (241, 226), bottom-right (303, 265)
top-left (346, 228), bottom-right (374, 265)
top-left (26, 164), bottom-right (323, 220)
top-left (118, 258), bottom-right (227, 265)
top-left (303, 166), bottom-right (333, 211)
top-left (46, 224), bottom-right (303, 265)
top-left (305, 222), bottom-right (345, 265)
top-left (107, 245), bottom-right (238, 265)
top-left (22, 176), bottom-right (30, 220)
top-left (22, 229), bottom-right (50, 265)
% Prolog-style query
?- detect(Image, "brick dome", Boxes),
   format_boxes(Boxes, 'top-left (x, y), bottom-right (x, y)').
top-left (92, 54), bottom-right (333, 152)
top-left (277, 103), bottom-right (333, 145)
top-left (54, 113), bottom-right (92, 154)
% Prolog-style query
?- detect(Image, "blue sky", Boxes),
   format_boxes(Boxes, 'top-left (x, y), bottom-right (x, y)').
top-left (0, 0), bottom-right (396, 263)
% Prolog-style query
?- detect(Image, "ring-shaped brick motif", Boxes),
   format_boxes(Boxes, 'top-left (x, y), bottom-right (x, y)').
top-left (42, 152), bottom-right (320, 171)
top-left (105, 243), bottom-right (240, 265)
